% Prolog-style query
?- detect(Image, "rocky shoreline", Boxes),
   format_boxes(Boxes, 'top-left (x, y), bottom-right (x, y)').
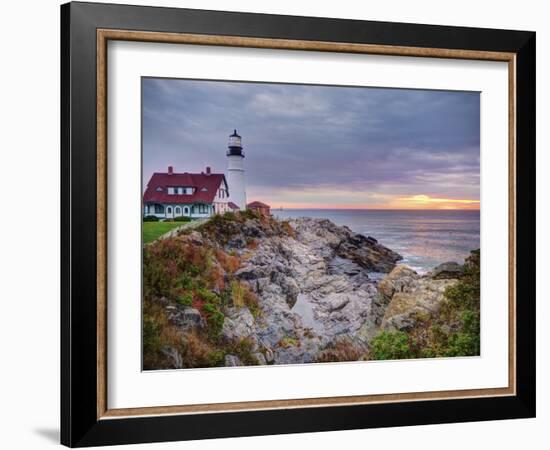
top-left (143, 211), bottom-right (478, 369)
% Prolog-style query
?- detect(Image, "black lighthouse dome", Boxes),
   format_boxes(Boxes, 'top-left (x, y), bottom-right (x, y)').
top-left (227, 129), bottom-right (244, 157)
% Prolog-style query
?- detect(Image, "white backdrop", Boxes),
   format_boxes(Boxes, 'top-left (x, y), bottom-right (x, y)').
top-left (0, 0), bottom-right (547, 449)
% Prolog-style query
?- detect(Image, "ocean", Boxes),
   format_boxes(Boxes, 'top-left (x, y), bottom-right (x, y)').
top-left (274, 209), bottom-right (480, 274)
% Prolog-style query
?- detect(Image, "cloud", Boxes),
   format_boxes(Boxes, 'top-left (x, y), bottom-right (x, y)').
top-left (142, 78), bottom-right (480, 208)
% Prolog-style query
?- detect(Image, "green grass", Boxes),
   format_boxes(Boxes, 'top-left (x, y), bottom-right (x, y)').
top-left (143, 222), bottom-right (184, 244)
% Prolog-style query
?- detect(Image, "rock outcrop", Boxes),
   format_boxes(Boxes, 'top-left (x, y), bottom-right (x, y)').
top-left (217, 216), bottom-right (402, 364)
top-left (428, 262), bottom-right (464, 280)
top-left (380, 265), bottom-right (460, 332)
top-left (152, 212), bottom-right (470, 367)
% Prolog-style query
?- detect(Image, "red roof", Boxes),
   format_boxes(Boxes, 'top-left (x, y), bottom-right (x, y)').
top-left (247, 201), bottom-right (270, 208)
top-left (143, 171), bottom-right (227, 204)
top-left (227, 202), bottom-right (239, 210)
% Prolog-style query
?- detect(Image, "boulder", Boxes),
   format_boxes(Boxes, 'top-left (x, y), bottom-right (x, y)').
top-left (160, 346), bottom-right (183, 369)
top-left (377, 265), bottom-right (419, 301)
top-left (270, 272), bottom-right (300, 308)
top-left (429, 262), bottom-right (464, 280)
top-left (328, 257), bottom-right (363, 277)
top-left (224, 355), bottom-right (243, 367)
top-left (252, 352), bottom-right (267, 365)
top-left (289, 217), bottom-right (402, 272)
top-left (221, 307), bottom-right (257, 347)
top-left (380, 268), bottom-right (458, 332)
top-left (167, 307), bottom-right (205, 332)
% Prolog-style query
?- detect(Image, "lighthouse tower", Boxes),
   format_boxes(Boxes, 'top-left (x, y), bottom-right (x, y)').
top-left (226, 129), bottom-right (247, 210)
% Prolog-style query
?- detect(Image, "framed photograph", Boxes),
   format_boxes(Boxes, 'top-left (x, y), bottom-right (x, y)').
top-left (61, 1), bottom-right (536, 447)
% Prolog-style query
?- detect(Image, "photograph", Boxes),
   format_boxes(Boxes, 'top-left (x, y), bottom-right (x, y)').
top-left (141, 78), bottom-right (481, 370)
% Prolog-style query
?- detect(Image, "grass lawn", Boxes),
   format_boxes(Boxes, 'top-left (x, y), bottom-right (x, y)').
top-left (143, 221), bottom-right (185, 244)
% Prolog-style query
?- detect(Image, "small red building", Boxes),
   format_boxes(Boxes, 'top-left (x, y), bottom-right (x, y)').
top-left (247, 201), bottom-right (271, 216)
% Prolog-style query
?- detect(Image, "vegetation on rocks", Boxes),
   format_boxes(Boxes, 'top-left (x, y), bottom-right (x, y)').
top-left (143, 210), bottom-right (290, 370)
top-left (367, 250), bottom-right (480, 360)
top-left (143, 208), bottom-right (480, 369)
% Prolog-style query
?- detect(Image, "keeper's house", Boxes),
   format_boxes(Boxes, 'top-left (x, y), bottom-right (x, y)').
top-left (143, 166), bottom-right (230, 219)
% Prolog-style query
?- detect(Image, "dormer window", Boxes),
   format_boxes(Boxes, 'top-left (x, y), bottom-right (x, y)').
top-left (156, 186), bottom-right (163, 192)
top-left (167, 187), bottom-right (175, 195)
top-left (201, 187), bottom-right (208, 192)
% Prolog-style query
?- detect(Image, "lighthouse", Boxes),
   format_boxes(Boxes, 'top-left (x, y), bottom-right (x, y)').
top-left (226, 129), bottom-right (247, 210)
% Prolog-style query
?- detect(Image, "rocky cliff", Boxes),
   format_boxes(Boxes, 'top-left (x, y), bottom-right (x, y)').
top-left (143, 211), bottom-right (475, 369)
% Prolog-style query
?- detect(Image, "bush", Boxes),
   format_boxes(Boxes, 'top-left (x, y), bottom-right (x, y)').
top-left (143, 215), bottom-right (159, 222)
top-left (230, 280), bottom-right (245, 308)
top-left (391, 248), bottom-right (481, 360)
top-left (315, 338), bottom-right (365, 363)
top-left (369, 331), bottom-right (414, 360)
top-left (230, 280), bottom-right (259, 314)
top-left (202, 303), bottom-right (225, 341)
top-left (174, 216), bottom-right (192, 222)
top-left (176, 292), bottom-right (193, 307)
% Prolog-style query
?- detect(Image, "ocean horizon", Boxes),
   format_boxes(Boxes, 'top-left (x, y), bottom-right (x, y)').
top-left (274, 208), bottom-right (480, 274)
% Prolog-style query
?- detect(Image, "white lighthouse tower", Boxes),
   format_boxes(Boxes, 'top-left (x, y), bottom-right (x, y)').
top-left (226, 129), bottom-right (247, 210)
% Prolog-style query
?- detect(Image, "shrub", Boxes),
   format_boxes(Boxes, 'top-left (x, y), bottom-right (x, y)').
top-left (206, 349), bottom-right (226, 366)
top-left (143, 317), bottom-right (161, 357)
top-left (278, 335), bottom-right (299, 348)
top-left (142, 296), bottom-right (185, 369)
top-left (225, 337), bottom-right (259, 365)
top-left (143, 215), bottom-right (159, 222)
top-left (369, 331), bottom-right (414, 360)
top-left (392, 249), bottom-right (481, 360)
top-left (216, 249), bottom-right (240, 274)
top-left (281, 220), bottom-right (296, 238)
top-left (179, 332), bottom-right (219, 368)
top-left (231, 280), bottom-right (245, 308)
top-left (315, 338), bottom-right (365, 363)
top-left (202, 303), bottom-right (225, 341)
top-left (229, 280), bottom-right (259, 313)
top-left (241, 208), bottom-right (260, 220)
top-left (176, 292), bottom-right (193, 307)
top-left (174, 216), bottom-right (192, 222)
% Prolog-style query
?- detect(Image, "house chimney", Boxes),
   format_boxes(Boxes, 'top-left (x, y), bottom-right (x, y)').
top-left (168, 166), bottom-right (173, 175)
top-left (206, 166), bottom-right (211, 175)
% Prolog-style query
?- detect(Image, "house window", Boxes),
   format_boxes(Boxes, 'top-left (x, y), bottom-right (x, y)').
top-left (167, 206), bottom-right (172, 214)
top-left (184, 207), bottom-right (189, 215)
top-left (175, 206), bottom-right (181, 216)
top-left (156, 186), bottom-right (163, 192)
top-left (167, 187), bottom-right (175, 195)
top-left (196, 204), bottom-right (209, 214)
top-left (154, 204), bottom-right (164, 214)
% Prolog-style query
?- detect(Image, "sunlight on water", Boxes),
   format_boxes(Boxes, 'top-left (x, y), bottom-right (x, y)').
top-left (275, 209), bottom-right (480, 273)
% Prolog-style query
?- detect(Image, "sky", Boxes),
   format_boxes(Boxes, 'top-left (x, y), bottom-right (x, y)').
top-left (142, 78), bottom-right (480, 210)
